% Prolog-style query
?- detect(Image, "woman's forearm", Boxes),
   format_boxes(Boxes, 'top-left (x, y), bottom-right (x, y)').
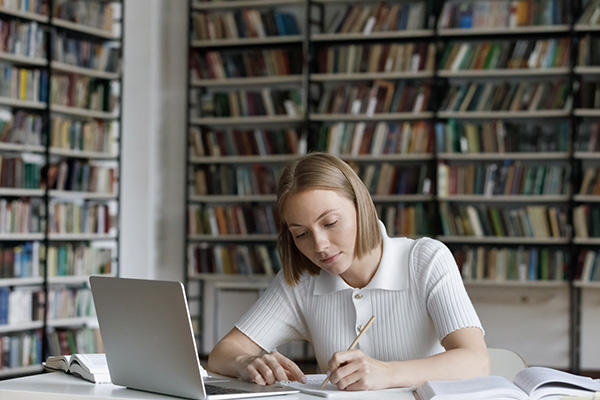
top-left (386, 346), bottom-right (490, 388)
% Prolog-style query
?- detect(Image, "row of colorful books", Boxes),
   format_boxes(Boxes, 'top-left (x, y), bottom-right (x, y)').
top-left (436, 120), bottom-right (569, 154)
top-left (578, 167), bottom-right (600, 195)
top-left (453, 245), bottom-right (568, 282)
top-left (577, 35), bottom-right (600, 66)
top-left (437, 162), bottom-right (571, 196)
top-left (439, 203), bottom-right (569, 238)
top-left (190, 48), bottom-right (302, 80)
top-left (0, 199), bottom-right (45, 234)
top-left (0, 242), bottom-right (41, 279)
top-left (46, 287), bottom-right (95, 320)
top-left (439, 38), bottom-right (570, 71)
top-left (578, 250), bottom-right (600, 282)
top-left (0, 110), bottom-right (43, 147)
top-left (189, 127), bottom-right (303, 157)
top-left (317, 81), bottom-right (431, 114)
top-left (188, 204), bottom-right (279, 236)
top-left (0, 154), bottom-right (43, 189)
top-left (46, 244), bottom-right (113, 277)
top-left (438, 0), bottom-right (568, 29)
top-left (0, 242), bottom-right (112, 279)
top-left (47, 327), bottom-right (104, 356)
top-left (0, 287), bottom-right (44, 325)
top-left (575, 122), bottom-right (600, 152)
top-left (50, 75), bottom-right (114, 112)
top-left (192, 163), bottom-right (283, 196)
top-left (51, 117), bottom-right (117, 154)
top-left (52, 0), bottom-right (115, 33)
top-left (0, 65), bottom-right (48, 102)
top-left (0, 18), bottom-right (45, 59)
top-left (352, 162), bottom-right (432, 195)
top-left (52, 33), bottom-right (121, 73)
top-left (198, 88), bottom-right (303, 118)
top-left (376, 202), bottom-right (432, 237)
top-left (47, 159), bottom-right (118, 194)
top-left (440, 81), bottom-right (569, 112)
top-left (573, 205), bottom-right (600, 238)
top-left (314, 121), bottom-right (433, 155)
top-left (326, 1), bottom-right (428, 34)
top-left (192, 9), bottom-right (300, 41)
top-left (0, 0), bottom-right (48, 16)
top-left (47, 201), bottom-right (113, 235)
top-left (187, 243), bottom-right (281, 276)
top-left (316, 42), bottom-right (434, 76)
top-left (0, 330), bottom-right (42, 370)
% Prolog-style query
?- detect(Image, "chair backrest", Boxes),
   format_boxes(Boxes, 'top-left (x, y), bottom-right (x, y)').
top-left (488, 348), bottom-right (528, 381)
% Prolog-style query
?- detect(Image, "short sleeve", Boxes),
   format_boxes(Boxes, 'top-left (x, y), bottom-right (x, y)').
top-left (411, 238), bottom-right (484, 341)
top-left (235, 271), bottom-right (308, 352)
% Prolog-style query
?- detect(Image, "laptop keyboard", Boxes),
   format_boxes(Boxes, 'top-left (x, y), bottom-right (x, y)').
top-left (205, 384), bottom-right (250, 395)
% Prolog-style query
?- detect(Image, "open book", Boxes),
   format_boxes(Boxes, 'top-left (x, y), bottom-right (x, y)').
top-left (43, 353), bottom-right (111, 384)
top-left (416, 366), bottom-right (600, 400)
top-left (278, 374), bottom-right (415, 398)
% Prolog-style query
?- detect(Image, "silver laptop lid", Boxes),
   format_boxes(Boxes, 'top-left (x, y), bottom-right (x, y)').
top-left (90, 276), bottom-right (207, 399)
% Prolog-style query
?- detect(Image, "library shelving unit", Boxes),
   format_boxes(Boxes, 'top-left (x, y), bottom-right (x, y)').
top-left (186, 0), bottom-right (600, 370)
top-left (572, 0), bottom-right (600, 371)
top-left (307, 0), bottom-right (438, 239)
top-left (435, 0), bottom-right (574, 289)
top-left (186, 0), bottom-right (309, 356)
top-left (0, 0), bottom-right (123, 378)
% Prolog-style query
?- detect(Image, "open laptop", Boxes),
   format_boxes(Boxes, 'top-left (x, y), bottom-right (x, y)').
top-left (89, 276), bottom-right (299, 400)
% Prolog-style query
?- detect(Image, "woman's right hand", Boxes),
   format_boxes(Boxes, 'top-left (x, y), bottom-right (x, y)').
top-left (235, 351), bottom-right (306, 385)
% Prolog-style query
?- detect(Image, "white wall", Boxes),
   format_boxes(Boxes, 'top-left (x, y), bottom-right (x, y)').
top-left (119, 0), bottom-right (598, 370)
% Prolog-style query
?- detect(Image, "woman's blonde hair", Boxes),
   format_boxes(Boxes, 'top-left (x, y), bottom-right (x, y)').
top-left (277, 152), bottom-right (382, 286)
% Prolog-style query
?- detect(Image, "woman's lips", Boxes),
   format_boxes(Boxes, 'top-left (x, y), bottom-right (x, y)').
top-left (320, 252), bottom-right (341, 264)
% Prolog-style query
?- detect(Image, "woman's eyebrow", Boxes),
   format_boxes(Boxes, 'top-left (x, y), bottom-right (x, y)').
top-left (287, 209), bottom-right (339, 227)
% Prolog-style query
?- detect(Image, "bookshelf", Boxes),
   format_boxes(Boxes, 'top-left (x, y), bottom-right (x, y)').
top-left (186, 0), bottom-right (600, 369)
top-left (0, 0), bottom-right (123, 378)
top-left (186, 0), bottom-right (309, 357)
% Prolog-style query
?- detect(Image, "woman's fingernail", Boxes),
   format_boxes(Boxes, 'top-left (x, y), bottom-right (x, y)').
top-left (326, 370), bottom-right (331, 377)
top-left (301, 376), bottom-right (307, 384)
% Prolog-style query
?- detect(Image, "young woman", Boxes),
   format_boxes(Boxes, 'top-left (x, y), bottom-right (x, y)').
top-left (208, 153), bottom-right (489, 390)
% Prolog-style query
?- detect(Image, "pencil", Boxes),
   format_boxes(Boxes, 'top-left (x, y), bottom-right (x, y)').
top-left (320, 315), bottom-right (376, 389)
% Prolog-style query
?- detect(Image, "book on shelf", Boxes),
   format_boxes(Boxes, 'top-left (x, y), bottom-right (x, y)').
top-left (44, 353), bottom-right (111, 384)
top-left (0, 330), bottom-right (43, 371)
top-left (578, 250), bottom-right (600, 282)
top-left (438, 0), bottom-right (568, 29)
top-left (439, 38), bottom-right (570, 71)
top-left (417, 366), bottom-right (600, 400)
top-left (578, 0), bottom-right (600, 25)
top-left (454, 245), bottom-right (567, 281)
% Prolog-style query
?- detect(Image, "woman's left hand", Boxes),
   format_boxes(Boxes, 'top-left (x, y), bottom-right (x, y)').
top-left (325, 349), bottom-right (392, 391)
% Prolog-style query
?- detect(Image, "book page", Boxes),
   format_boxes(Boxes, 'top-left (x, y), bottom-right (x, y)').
top-left (514, 367), bottom-right (600, 397)
top-left (280, 374), bottom-right (415, 398)
top-left (72, 353), bottom-right (110, 374)
top-left (43, 355), bottom-right (71, 371)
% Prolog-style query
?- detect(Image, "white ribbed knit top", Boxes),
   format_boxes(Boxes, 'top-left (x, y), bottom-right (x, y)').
top-left (236, 221), bottom-right (483, 372)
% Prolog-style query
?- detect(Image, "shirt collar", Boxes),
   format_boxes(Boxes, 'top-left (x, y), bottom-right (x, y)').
top-left (313, 220), bottom-right (410, 295)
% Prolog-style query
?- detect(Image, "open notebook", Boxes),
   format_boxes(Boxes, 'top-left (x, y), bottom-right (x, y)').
top-left (278, 374), bottom-right (415, 398)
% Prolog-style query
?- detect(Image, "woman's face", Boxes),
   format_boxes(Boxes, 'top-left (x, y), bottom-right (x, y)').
top-left (282, 189), bottom-right (358, 277)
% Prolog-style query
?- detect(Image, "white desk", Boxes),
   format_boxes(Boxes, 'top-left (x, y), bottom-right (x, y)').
top-left (0, 372), bottom-right (417, 400)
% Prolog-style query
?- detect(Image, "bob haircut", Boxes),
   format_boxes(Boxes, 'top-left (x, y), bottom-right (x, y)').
top-left (277, 152), bottom-right (382, 286)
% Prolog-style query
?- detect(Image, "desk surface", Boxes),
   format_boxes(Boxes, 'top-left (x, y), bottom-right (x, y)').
top-left (0, 372), bottom-right (417, 400)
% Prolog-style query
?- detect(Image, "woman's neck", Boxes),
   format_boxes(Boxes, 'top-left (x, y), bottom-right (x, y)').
top-left (341, 241), bottom-right (383, 289)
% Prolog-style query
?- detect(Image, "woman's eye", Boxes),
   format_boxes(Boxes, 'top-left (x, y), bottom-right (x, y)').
top-left (295, 232), bottom-right (307, 239)
top-left (325, 220), bottom-right (337, 227)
